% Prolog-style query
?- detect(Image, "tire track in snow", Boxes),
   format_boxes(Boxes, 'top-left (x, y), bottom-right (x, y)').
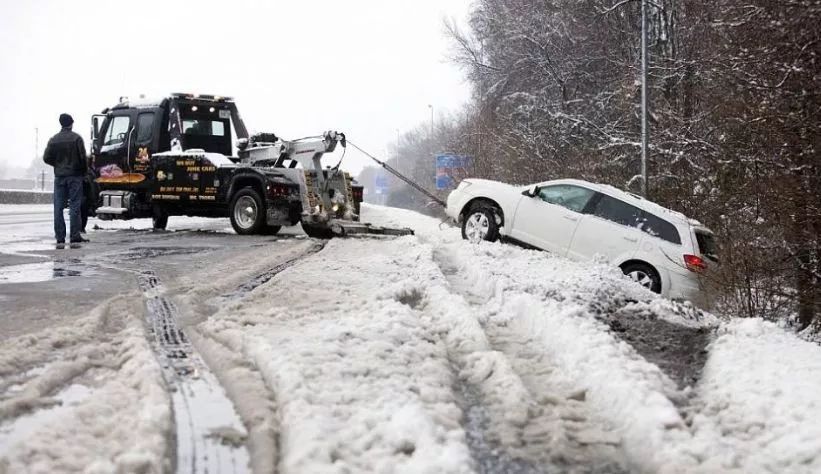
top-left (218, 241), bottom-right (326, 302)
top-left (138, 270), bottom-right (250, 474)
top-left (398, 253), bottom-right (555, 472)
top-left (431, 247), bottom-right (628, 473)
top-left (176, 241), bottom-right (328, 474)
top-left (393, 283), bottom-right (543, 473)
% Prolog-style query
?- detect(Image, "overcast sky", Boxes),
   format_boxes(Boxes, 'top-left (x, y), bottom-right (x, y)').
top-left (0, 0), bottom-right (472, 177)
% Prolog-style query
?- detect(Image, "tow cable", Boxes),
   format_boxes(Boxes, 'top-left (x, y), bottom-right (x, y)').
top-left (346, 140), bottom-right (447, 208)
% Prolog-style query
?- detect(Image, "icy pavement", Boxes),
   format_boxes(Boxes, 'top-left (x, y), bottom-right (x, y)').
top-left (1, 204), bottom-right (821, 473)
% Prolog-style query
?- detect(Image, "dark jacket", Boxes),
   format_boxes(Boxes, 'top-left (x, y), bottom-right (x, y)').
top-left (43, 128), bottom-right (88, 177)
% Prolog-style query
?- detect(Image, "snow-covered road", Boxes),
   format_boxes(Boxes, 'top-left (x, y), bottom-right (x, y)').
top-left (1, 204), bottom-right (820, 473)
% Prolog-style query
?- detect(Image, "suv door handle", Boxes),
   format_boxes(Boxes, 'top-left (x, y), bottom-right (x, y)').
top-left (562, 215), bottom-right (578, 222)
top-left (623, 236), bottom-right (638, 243)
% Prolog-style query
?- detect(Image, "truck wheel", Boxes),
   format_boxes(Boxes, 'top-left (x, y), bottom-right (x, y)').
top-left (152, 207), bottom-right (168, 231)
top-left (261, 225), bottom-right (281, 235)
top-left (302, 222), bottom-right (334, 239)
top-left (230, 187), bottom-right (266, 235)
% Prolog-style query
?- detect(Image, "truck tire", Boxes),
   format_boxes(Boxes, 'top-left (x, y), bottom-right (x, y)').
top-left (152, 206), bottom-right (169, 231)
top-left (230, 187), bottom-right (266, 235)
top-left (302, 222), bottom-right (334, 239)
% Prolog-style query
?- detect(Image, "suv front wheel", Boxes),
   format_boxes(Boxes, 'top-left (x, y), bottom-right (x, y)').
top-left (461, 205), bottom-right (500, 243)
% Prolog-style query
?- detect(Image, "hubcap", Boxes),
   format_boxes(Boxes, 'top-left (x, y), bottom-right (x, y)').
top-left (465, 212), bottom-right (490, 243)
top-left (234, 196), bottom-right (258, 229)
top-left (628, 270), bottom-right (654, 289)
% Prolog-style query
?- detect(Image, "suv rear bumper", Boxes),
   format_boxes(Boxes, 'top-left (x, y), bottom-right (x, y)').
top-left (665, 268), bottom-right (711, 309)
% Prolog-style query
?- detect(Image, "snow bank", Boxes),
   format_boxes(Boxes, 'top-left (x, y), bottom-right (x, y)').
top-left (427, 239), bottom-right (700, 472)
top-left (362, 204), bottom-right (706, 470)
top-left (688, 318), bottom-right (821, 473)
top-left (360, 204), bottom-right (821, 473)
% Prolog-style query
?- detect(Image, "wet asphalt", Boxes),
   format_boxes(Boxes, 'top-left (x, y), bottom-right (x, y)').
top-left (0, 209), bottom-right (304, 341)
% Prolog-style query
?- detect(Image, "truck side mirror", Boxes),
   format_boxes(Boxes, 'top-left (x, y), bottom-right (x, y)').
top-left (91, 114), bottom-right (106, 146)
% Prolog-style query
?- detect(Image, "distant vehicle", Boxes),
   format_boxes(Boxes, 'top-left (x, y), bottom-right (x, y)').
top-left (446, 178), bottom-right (718, 307)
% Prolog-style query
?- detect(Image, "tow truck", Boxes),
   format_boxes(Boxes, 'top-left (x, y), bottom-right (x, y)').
top-left (88, 93), bottom-right (412, 237)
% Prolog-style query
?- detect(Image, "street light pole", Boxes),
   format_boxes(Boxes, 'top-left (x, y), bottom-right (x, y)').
top-left (640, 0), bottom-right (649, 198)
top-left (427, 104), bottom-right (434, 138)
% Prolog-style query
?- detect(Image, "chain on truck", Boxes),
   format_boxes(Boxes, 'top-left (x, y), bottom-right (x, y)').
top-left (87, 93), bottom-right (412, 237)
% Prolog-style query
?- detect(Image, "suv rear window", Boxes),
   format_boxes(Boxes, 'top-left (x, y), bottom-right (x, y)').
top-left (695, 231), bottom-right (719, 262)
top-left (639, 212), bottom-right (681, 245)
top-left (591, 195), bottom-right (642, 227)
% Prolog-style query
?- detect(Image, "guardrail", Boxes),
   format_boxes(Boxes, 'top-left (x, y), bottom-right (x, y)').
top-left (0, 189), bottom-right (53, 204)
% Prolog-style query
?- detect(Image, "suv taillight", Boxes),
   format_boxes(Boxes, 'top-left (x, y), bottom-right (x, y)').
top-left (684, 254), bottom-right (707, 273)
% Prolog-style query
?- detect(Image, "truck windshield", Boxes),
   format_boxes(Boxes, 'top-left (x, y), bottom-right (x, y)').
top-left (179, 113), bottom-right (231, 155)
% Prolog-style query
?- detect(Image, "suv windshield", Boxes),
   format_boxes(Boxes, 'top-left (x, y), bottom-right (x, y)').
top-left (695, 230), bottom-right (719, 262)
top-left (538, 185), bottom-right (595, 213)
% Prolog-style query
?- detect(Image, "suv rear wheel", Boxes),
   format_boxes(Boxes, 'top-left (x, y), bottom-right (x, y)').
top-left (621, 262), bottom-right (662, 293)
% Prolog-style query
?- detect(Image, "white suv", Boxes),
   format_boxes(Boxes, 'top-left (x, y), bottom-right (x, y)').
top-left (446, 178), bottom-right (718, 307)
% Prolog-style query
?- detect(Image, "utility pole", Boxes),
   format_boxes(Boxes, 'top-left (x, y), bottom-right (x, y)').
top-left (640, 0), bottom-right (649, 198)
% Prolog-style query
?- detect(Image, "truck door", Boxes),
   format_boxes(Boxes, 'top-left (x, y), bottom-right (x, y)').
top-left (132, 111), bottom-right (157, 175)
top-left (94, 112), bottom-right (133, 181)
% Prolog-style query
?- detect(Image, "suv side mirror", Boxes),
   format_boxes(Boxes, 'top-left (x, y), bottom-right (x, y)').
top-left (522, 185), bottom-right (539, 197)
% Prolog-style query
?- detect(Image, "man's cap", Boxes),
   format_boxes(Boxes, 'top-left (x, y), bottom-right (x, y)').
top-left (59, 113), bottom-right (74, 127)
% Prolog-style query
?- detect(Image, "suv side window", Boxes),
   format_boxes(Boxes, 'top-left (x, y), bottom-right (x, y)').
top-left (538, 185), bottom-right (595, 213)
top-left (592, 194), bottom-right (642, 227)
top-left (639, 212), bottom-right (681, 245)
top-left (103, 115), bottom-right (131, 147)
top-left (136, 112), bottom-right (155, 144)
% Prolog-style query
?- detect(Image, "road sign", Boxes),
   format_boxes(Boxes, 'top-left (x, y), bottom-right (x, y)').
top-left (435, 154), bottom-right (471, 190)
top-left (374, 172), bottom-right (389, 195)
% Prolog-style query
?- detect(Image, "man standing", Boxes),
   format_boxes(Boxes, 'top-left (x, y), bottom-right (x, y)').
top-left (43, 113), bottom-right (89, 248)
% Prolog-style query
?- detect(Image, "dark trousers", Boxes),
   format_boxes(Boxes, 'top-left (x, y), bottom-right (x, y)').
top-left (53, 175), bottom-right (83, 242)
